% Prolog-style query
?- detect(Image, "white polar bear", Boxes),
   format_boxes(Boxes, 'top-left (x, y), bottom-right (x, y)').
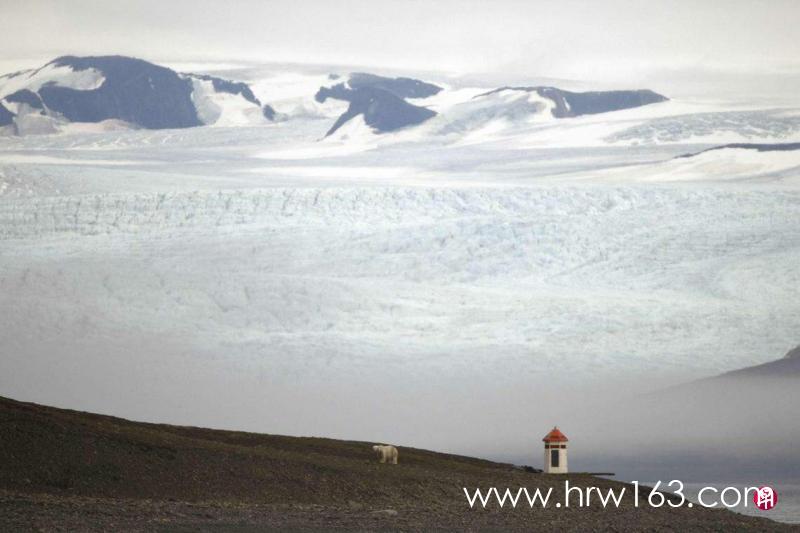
top-left (372, 444), bottom-right (399, 464)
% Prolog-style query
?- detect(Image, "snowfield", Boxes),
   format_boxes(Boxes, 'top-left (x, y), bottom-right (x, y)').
top-left (1, 62), bottom-right (800, 444)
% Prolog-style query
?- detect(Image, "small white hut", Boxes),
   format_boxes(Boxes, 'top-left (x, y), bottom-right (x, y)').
top-left (543, 426), bottom-right (568, 474)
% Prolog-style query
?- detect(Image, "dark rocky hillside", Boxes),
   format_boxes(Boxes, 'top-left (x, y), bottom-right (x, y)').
top-left (0, 395), bottom-right (788, 531)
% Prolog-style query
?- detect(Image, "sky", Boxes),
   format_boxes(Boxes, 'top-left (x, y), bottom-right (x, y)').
top-left (1, 0), bottom-right (798, 88)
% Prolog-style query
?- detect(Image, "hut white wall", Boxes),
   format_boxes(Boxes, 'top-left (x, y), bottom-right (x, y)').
top-left (543, 444), bottom-right (568, 474)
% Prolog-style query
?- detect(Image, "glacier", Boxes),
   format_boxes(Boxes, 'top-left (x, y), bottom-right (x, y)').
top-left (2, 185), bottom-right (799, 424)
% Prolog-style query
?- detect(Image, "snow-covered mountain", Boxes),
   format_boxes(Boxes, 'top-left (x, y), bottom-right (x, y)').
top-left (0, 56), bottom-right (673, 139)
top-left (186, 72), bottom-right (276, 126)
top-left (313, 73), bottom-right (668, 137)
top-left (0, 56), bottom-right (275, 135)
top-left (4, 55), bottom-right (800, 158)
top-left (485, 86), bottom-right (668, 118)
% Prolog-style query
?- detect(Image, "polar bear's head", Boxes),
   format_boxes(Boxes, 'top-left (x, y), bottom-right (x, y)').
top-left (372, 445), bottom-right (380, 451)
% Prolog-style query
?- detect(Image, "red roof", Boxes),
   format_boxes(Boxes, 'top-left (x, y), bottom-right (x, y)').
top-left (542, 427), bottom-right (568, 443)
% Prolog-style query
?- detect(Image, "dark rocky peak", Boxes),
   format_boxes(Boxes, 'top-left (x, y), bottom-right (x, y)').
top-left (315, 83), bottom-right (436, 136)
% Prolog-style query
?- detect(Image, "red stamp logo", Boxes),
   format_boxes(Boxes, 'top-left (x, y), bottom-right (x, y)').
top-left (753, 486), bottom-right (777, 511)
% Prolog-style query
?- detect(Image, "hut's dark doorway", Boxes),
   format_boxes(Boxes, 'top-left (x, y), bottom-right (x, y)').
top-left (550, 449), bottom-right (559, 467)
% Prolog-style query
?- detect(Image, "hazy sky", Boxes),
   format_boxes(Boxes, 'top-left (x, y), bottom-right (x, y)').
top-left (1, 0), bottom-right (798, 86)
